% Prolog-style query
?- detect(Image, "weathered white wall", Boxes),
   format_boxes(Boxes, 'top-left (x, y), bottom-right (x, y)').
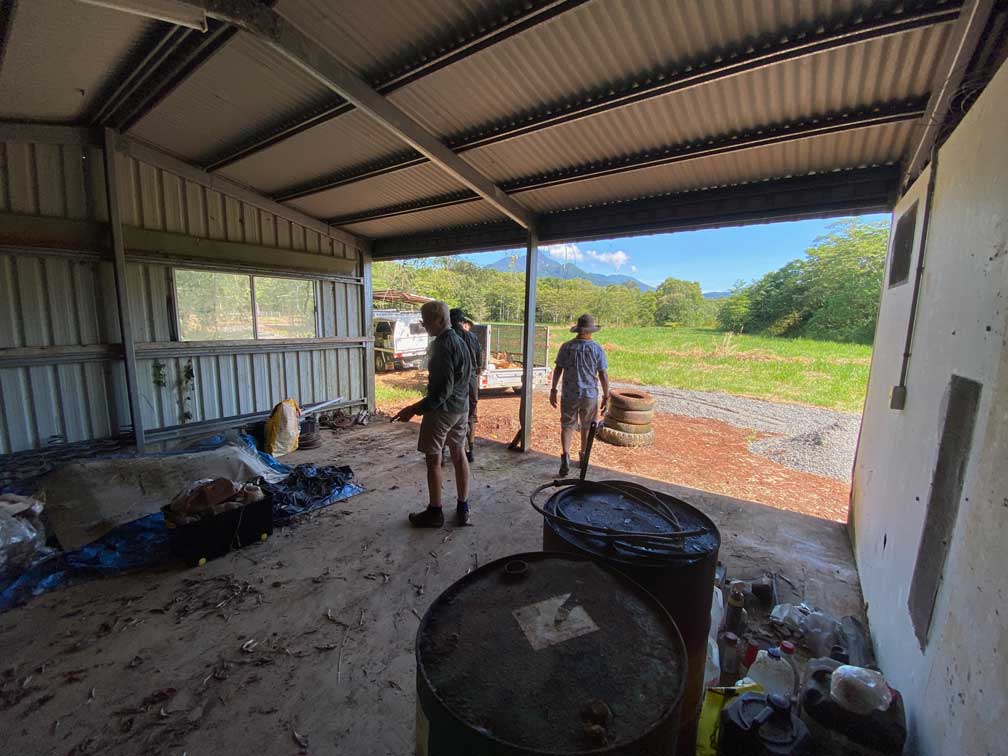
top-left (851, 60), bottom-right (1008, 756)
top-left (0, 132), bottom-right (371, 452)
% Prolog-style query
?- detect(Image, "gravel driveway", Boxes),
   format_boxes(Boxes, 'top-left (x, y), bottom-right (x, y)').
top-left (611, 382), bottom-right (861, 481)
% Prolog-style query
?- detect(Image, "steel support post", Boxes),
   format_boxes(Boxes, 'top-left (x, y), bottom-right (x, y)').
top-left (520, 226), bottom-right (539, 451)
top-left (362, 250), bottom-right (376, 411)
top-left (103, 128), bottom-right (147, 452)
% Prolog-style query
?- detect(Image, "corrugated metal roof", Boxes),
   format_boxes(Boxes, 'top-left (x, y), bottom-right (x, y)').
top-left (217, 109), bottom-right (410, 194)
top-left (286, 161), bottom-right (467, 220)
top-left (340, 199), bottom-right (504, 238)
top-left (129, 30), bottom-right (334, 163)
top-left (0, 0), bottom-right (156, 123)
top-left (464, 27), bottom-right (952, 183)
top-left (517, 121), bottom-right (915, 214)
top-left (276, 0), bottom-right (506, 82)
top-left (387, 0), bottom-right (893, 138)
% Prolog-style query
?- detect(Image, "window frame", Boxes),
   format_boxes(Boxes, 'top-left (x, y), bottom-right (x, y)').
top-left (172, 267), bottom-right (321, 343)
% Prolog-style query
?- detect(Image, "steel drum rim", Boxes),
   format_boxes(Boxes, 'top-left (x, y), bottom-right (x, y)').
top-left (414, 551), bottom-right (688, 755)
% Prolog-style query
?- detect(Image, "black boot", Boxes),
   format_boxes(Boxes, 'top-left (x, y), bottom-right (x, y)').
top-left (559, 454), bottom-right (570, 477)
top-left (456, 500), bottom-right (471, 526)
top-left (409, 506), bottom-right (444, 528)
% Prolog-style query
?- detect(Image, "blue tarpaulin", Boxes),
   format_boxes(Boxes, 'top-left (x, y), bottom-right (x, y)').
top-left (0, 438), bottom-right (361, 613)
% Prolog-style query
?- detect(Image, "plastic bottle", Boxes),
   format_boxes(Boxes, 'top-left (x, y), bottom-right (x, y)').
top-left (780, 640), bottom-right (801, 697)
top-left (746, 647), bottom-right (796, 699)
top-left (719, 631), bottom-right (740, 686)
top-left (725, 583), bottom-right (746, 635)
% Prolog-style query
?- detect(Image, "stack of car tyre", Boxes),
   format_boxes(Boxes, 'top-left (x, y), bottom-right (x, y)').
top-left (597, 389), bottom-right (655, 447)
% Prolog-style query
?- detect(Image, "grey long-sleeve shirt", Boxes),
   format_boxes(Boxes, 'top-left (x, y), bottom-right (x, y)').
top-left (418, 327), bottom-right (471, 414)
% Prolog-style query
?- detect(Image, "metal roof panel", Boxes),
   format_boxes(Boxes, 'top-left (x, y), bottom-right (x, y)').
top-left (338, 199), bottom-right (504, 238)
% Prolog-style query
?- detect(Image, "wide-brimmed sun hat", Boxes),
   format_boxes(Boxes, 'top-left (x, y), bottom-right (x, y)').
top-left (571, 313), bottom-right (601, 333)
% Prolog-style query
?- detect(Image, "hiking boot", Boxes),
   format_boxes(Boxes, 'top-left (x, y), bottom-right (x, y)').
top-left (455, 500), bottom-right (471, 526)
top-left (409, 506), bottom-right (444, 528)
top-left (559, 454), bottom-right (570, 477)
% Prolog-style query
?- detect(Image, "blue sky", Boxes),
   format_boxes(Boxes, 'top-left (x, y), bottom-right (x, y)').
top-left (461, 213), bottom-right (890, 292)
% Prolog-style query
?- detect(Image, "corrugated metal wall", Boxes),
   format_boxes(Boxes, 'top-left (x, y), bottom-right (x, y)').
top-left (0, 133), bottom-right (369, 454)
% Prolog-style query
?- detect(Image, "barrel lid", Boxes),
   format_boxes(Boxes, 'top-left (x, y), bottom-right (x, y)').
top-left (543, 480), bottom-right (720, 564)
top-left (417, 553), bottom-right (686, 753)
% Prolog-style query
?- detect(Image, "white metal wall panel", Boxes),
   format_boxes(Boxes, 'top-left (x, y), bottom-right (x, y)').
top-left (117, 153), bottom-right (364, 268)
top-left (0, 141), bottom-right (105, 220)
top-left (0, 250), bottom-right (122, 453)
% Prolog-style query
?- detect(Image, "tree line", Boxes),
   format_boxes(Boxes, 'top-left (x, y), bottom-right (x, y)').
top-left (373, 258), bottom-right (718, 327)
top-left (717, 219), bottom-right (889, 344)
top-left (373, 218), bottom-right (888, 342)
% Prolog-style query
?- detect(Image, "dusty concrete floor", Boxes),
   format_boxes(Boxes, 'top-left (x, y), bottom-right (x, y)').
top-left (0, 422), bottom-right (865, 756)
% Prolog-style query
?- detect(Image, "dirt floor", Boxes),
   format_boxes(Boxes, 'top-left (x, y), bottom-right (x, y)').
top-left (0, 423), bottom-right (865, 756)
top-left (377, 371), bottom-right (851, 522)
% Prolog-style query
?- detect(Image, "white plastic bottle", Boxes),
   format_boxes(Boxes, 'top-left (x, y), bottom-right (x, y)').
top-left (746, 647), bottom-right (796, 698)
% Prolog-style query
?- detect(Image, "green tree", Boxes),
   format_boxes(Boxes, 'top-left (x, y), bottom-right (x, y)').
top-left (655, 277), bottom-right (704, 326)
top-left (717, 288), bottom-right (750, 332)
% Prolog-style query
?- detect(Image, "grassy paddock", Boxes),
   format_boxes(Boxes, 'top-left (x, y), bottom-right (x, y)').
top-left (595, 327), bottom-right (870, 413)
top-left (373, 326), bottom-right (872, 414)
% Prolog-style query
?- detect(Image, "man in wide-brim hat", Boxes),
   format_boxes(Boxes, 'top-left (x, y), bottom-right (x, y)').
top-left (549, 313), bottom-right (610, 477)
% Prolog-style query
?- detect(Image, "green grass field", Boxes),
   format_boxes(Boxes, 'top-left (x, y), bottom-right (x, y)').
top-left (596, 327), bottom-right (871, 413)
top-left (374, 326), bottom-right (872, 414)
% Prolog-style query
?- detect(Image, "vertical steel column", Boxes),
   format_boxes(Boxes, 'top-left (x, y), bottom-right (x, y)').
top-left (520, 227), bottom-right (539, 451)
top-left (361, 249), bottom-right (376, 411)
top-left (103, 128), bottom-right (146, 453)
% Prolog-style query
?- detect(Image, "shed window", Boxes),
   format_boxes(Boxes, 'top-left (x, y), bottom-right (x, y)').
top-left (888, 201), bottom-right (918, 288)
top-left (175, 270), bottom-right (254, 341)
top-left (254, 277), bottom-right (317, 339)
top-left (174, 270), bottom-right (317, 341)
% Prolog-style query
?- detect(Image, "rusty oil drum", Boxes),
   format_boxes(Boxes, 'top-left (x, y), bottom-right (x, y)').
top-left (415, 552), bottom-right (687, 755)
top-left (534, 480), bottom-right (721, 756)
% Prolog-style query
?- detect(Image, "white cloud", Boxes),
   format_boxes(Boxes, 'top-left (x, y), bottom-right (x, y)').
top-left (586, 249), bottom-right (629, 270)
top-left (543, 243), bottom-right (584, 263)
top-left (630, 265), bottom-right (638, 273)
top-left (542, 244), bottom-right (631, 271)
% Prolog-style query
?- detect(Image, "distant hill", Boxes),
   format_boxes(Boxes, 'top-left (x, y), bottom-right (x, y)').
top-left (703, 291), bottom-right (731, 299)
top-left (484, 251), bottom-right (654, 292)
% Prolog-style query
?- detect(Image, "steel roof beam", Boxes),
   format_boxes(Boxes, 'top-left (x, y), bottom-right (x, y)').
top-left (274, 1), bottom-right (961, 204)
top-left (903, 0), bottom-right (996, 188)
top-left (91, 18), bottom-right (237, 131)
top-left (371, 166), bottom-right (900, 259)
top-left (202, 0), bottom-right (590, 172)
top-left (327, 99), bottom-right (925, 227)
top-left (190, 0), bottom-right (535, 229)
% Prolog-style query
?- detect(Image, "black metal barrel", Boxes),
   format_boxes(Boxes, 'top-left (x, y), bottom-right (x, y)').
top-left (534, 480), bottom-right (721, 756)
top-left (415, 552), bottom-right (687, 755)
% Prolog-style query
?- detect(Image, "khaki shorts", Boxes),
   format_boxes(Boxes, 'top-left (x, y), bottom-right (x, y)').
top-left (560, 395), bottom-right (598, 430)
top-left (418, 410), bottom-right (468, 455)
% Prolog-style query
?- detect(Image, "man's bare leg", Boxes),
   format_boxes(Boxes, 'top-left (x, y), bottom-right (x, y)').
top-left (409, 453), bottom-right (446, 527)
top-left (559, 426), bottom-right (574, 476)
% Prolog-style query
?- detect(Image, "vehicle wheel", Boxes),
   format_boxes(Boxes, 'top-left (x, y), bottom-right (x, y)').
top-left (511, 386), bottom-right (523, 394)
top-left (603, 418), bottom-right (653, 434)
top-left (596, 426), bottom-right (655, 447)
top-left (609, 389), bottom-right (655, 411)
top-left (605, 406), bottom-right (654, 425)
top-left (376, 353), bottom-right (387, 372)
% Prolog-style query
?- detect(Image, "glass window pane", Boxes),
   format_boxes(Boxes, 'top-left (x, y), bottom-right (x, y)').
top-left (254, 277), bottom-right (317, 339)
top-left (175, 270), bottom-right (253, 341)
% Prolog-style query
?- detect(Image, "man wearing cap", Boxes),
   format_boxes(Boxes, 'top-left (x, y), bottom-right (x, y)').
top-left (550, 313), bottom-right (610, 477)
top-left (450, 308), bottom-right (483, 463)
top-left (392, 300), bottom-right (472, 527)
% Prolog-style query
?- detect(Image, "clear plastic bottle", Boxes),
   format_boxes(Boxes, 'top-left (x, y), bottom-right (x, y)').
top-left (780, 640), bottom-right (801, 697)
top-left (746, 647), bottom-right (796, 699)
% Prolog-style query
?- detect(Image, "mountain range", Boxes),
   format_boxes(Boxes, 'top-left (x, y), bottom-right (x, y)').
top-left (484, 251), bottom-right (655, 291)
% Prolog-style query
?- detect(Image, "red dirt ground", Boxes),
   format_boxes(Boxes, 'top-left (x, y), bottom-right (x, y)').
top-left (376, 372), bottom-right (851, 522)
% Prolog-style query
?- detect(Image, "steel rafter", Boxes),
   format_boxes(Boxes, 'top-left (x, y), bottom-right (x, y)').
top-left (202, 0), bottom-right (590, 172)
top-left (327, 99), bottom-right (925, 227)
top-left (371, 166), bottom-right (900, 259)
top-left (92, 18), bottom-right (237, 132)
top-left (275, 0), bottom-right (961, 203)
top-left (189, 0), bottom-right (535, 229)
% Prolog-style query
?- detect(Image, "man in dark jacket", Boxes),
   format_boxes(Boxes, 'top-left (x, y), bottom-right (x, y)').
top-left (450, 308), bottom-right (483, 463)
top-left (392, 301), bottom-right (472, 526)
